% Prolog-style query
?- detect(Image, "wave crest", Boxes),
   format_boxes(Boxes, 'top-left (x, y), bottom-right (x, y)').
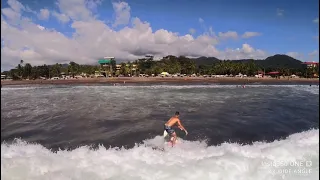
top-left (1, 129), bottom-right (319, 180)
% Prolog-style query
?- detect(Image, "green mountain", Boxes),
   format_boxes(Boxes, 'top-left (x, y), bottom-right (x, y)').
top-left (192, 54), bottom-right (305, 69)
top-left (193, 56), bottom-right (220, 66)
top-left (257, 54), bottom-right (304, 69)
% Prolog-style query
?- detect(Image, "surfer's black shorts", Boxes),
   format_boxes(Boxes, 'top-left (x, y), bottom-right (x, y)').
top-left (164, 125), bottom-right (175, 135)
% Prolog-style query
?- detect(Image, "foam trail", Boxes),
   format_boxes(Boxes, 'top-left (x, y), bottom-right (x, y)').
top-left (1, 129), bottom-right (319, 180)
top-left (1, 84), bottom-right (319, 89)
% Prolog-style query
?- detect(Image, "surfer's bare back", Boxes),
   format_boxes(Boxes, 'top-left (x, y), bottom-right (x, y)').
top-left (164, 111), bottom-right (188, 147)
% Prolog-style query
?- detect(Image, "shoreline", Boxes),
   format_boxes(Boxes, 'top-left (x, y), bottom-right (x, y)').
top-left (1, 77), bottom-right (319, 86)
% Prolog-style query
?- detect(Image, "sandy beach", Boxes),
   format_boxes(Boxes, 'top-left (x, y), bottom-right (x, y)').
top-left (1, 77), bottom-right (319, 86)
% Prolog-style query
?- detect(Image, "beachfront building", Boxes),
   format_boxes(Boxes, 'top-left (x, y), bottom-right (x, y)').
top-left (60, 72), bottom-right (66, 79)
top-left (127, 63), bottom-right (138, 76)
top-left (98, 57), bottom-right (115, 68)
top-left (130, 64), bottom-right (137, 76)
top-left (1, 75), bottom-right (12, 80)
top-left (116, 65), bottom-right (121, 71)
top-left (94, 71), bottom-right (105, 77)
top-left (267, 71), bottom-right (280, 78)
top-left (131, 64), bottom-right (137, 71)
top-left (302, 62), bottom-right (319, 77)
top-left (160, 72), bottom-right (170, 77)
top-left (97, 57), bottom-right (116, 77)
top-left (116, 63), bottom-right (138, 76)
top-left (302, 61), bottom-right (319, 68)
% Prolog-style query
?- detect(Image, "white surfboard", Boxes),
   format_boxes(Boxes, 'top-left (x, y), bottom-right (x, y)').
top-left (163, 130), bottom-right (179, 145)
top-left (163, 130), bottom-right (168, 138)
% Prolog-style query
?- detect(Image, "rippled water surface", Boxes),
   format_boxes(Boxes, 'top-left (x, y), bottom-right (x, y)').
top-left (1, 84), bottom-right (319, 180)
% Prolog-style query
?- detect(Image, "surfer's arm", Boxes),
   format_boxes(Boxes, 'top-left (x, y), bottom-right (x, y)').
top-left (177, 120), bottom-right (186, 131)
top-left (177, 120), bottom-right (188, 135)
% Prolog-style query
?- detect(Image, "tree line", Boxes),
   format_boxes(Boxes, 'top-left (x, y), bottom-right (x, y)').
top-left (128, 55), bottom-right (317, 78)
top-left (1, 60), bottom-right (101, 80)
top-left (1, 55), bottom-right (318, 80)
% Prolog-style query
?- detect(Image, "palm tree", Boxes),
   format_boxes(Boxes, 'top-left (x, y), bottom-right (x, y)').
top-left (120, 62), bottom-right (130, 76)
top-left (24, 63), bottom-right (32, 79)
top-left (68, 61), bottom-right (78, 78)
top-left (15, 60), bottom-right (25, 79)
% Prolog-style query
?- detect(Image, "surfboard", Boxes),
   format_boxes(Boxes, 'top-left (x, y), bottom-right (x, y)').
top-left (163, 130), bottom-right (168, 138)
top-left (163, 130), bottom-right (178, 145)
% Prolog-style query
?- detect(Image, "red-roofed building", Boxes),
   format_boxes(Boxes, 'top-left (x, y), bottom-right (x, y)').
top-left (267, 71), bottom-right (280, 75)
top-left (302, 62), bottom-right (319, 68)
top-left (266, 71), bottom-right (281, 78)
top-left (302, 62), bottom-right (319, 78)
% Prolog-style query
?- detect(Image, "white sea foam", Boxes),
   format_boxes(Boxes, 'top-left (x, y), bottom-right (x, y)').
top-left (1, 86), bottom-right (39, 91)
top-left (1, 129), bottom-right (319, 180)
top-left (290, 85), bottom-right (319, 95)
top-left (1, 84), bottom-right (319, 90)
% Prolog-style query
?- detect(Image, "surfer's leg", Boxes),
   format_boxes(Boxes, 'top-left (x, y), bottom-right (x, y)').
top-left (171, 132), bottom-right (177, 147)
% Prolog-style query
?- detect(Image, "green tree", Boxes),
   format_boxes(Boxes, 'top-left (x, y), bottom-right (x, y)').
top-left (119, 63), bottom-right (131, 76)
top-left (50, 63), bottom-right (62, 77)
top-left (3, 54), bottom-right (311, 80)
top-left (68, 61), bottom-right (79, 77)
top-left (24, 63), bottom-right (32, 79)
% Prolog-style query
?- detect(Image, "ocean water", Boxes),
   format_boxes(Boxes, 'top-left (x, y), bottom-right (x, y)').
top-left (1, 84), bottom-right (319, 180)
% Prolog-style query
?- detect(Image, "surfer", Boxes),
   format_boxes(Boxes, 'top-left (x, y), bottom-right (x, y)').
top-left (164, 111), bottom-right (188, 147)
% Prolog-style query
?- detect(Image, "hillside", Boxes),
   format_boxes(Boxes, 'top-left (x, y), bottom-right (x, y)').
top-left (192, 54), bottom-right (304, 69)
top-left (193, 56), bottom-right (220, 66)
top-left (257, 54), bottom-right (304, 69)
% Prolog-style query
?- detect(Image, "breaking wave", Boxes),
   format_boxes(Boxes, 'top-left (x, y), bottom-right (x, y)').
top-left (1, 129), bottom-right (319, 180)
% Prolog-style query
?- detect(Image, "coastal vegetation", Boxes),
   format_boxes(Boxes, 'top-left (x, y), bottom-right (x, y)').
top-left (1, 54), bottom-right (318, 80)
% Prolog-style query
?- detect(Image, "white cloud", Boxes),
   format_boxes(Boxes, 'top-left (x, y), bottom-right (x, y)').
top-left (242, 32), bottom-right (261, 38)
top-left (7, 0), bottom-right (25, 13)
top-left (286, 51), bottom-right (319, 61)
top-left (219, 44), bottom-right (267, 60)
top-left (189, 28), bottom-right (196, 34)
top-left (286, 52), bottom-right (302, 59)
top-left (218, 31), bottom-right (238, 39)
top-left (313, 18), bottom-right (319, 24)
top-left (52, 11), bottom-right (70, 23)
top-left (309, 50), bottom-right (319, 57)
top-left (112, 1), bottom-right (131, 27)
top-left (86, 0), bottom-right (102, 11)
top-left (55, 0), bottom-right (97, 21)
top-left (25, 5), bottom-right (37, 14)
top-left (277, 8), bottom-right (284, 16)
top-left (1, 0), bottom-right (274, 70)
top-left (1, 7), bottom-right (21, 21)
top-left (1, 0), bottom-right (25, 21)
top-left (308, 50), bottom-right (319, 61)
top-left (198, 18), bottom-right (204, 23)
top-left (38, 8), bottom-right (50, 20)
top-left (37, 24), bottom-right (45, 30)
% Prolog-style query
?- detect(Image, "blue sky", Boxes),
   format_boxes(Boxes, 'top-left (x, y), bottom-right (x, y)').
top-left (1, 0), bottom-right (319, 70)
top-left (109, 0), bottom-right (319, 55)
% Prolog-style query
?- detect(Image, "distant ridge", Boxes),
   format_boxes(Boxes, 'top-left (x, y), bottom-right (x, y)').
top-left (192, 54), bottom-right (305, 69)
